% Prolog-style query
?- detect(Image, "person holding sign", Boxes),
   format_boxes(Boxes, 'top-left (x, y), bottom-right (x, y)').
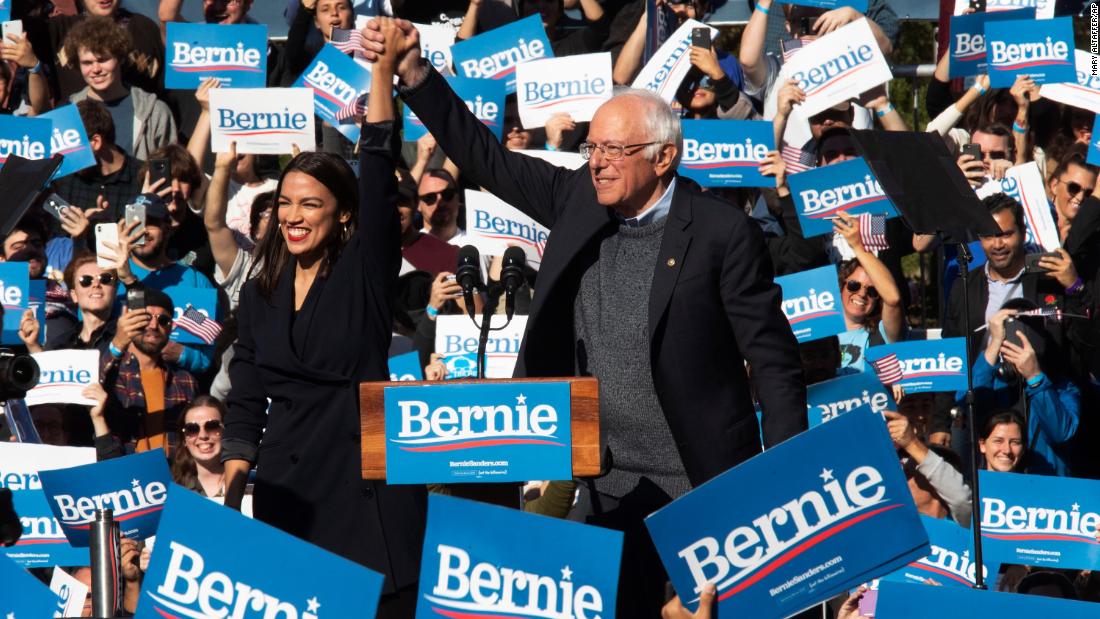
top-left (222, 19), bottom-right (426, 612)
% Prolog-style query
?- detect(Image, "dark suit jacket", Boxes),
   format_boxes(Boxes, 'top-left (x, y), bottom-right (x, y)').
top-left (402, 69), bottom-right (807, 487)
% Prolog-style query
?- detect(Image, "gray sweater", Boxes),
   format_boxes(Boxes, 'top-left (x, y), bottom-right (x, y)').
top-left (70, 85), bottom-right (177, 161)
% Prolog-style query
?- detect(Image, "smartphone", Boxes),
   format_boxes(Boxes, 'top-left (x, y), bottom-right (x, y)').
top-left (42, 193), bottom-right (71, 221)
top-left (1024, 251), bottom-right (1059, 274)
top-left (94, 223), bottom-right (119, 269)
top-left (799, 17), bottom-right (812, 37)
top-left (149, 158), bottom-right (171, 190)
top-left (962, 143), bottom-right (983, 161)
top-left (857, 589), bottom-right (878, 617)
top-left (126, 286), bottom-right (146, 311)
top-left (2, 20), bottom-right (23, 41)
top-left (125, 202), bottom-right (147, 247)
top-left (691, 27), bottom-right (711, 50)
top-left (968, 0), bottom-right (986, 12)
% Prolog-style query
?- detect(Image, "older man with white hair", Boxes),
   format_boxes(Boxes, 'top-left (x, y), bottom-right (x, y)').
top-left (367, 20), bottom-right (806, 615)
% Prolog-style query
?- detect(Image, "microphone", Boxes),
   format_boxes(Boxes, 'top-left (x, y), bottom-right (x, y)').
top-left (500, 246), bottom-right (526, 321)
top-left (456, 245), bottom-right (482, 322)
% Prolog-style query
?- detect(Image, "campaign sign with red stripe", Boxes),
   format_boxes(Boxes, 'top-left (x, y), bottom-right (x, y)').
top-left (41, 104), bottom-right (95, 179)
top-left (515, 52), bottom-right (612, 128)
top-left (880, 515), bottom-right (999, 588)
top-left (776, 264), bottom-right (846, 343)
top-left (1, 552), bottom-right (58, 618)
top-left (451, 14), bottom-right (552, 94)
top-left (985, 16), bottom-right (1074, 88)
top-left (876, 581), bottom-right (1097, 618)
top-left (209, 87), bottom-right (314, 154)
top-left (38, 450), bottom-right (170, 547)
top-left (0, 114), bottom-right (49, 170)
top-left (788, 157), bottom-right (898, 238)
top-left (383, 381), bottom-right (572, 484)
top-left (293, 43), bottom-right (373, 145)
top-left (948, 8), bottom-right (1034, 78)
top-left (165, 23), bottom-right (267, 89)
top-left (865, 338), bottom-right (968, 394)
top-left (679, 120), bottom-right (775, 188)
top-left (137, 485), bottom-right (382, 619)
top-left (404, 76), bottom-right (505, 142)
top-left (646, 409), bottom-right (928, 618)
top-left (978, 470), bottom-right (1100, 570)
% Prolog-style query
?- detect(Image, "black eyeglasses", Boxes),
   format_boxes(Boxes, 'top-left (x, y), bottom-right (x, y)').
top-left (77, 273), bottom-right (116, 288)
top-left (845, 280), bottom-right (880, 299)
top-left (182, 419), bottom-right (223, 437)
top-left (1060, 178), bottom-right (1094, 198)
top-left (419, 188), bottom-right (456, 205)
top-left (985, 150), bottom-right (1007, 161)
top-left (146, 312), bottom-right (172, 328)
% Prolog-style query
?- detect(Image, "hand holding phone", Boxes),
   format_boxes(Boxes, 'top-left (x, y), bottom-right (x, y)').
top-left (1024, 252), bottom-right (1060, 275)
top-left (95, 223), bottom-right (120, 269)
top-left (961, 143), bottom-right (983, 162)
top-left (691, 27), bottom-right (711, 50)
top-left (148, 158), bottom-right (171, 193)
top-left (125, 203), bottom-right (147, 247)
top-left (43, 194), bottom-right (71, 222)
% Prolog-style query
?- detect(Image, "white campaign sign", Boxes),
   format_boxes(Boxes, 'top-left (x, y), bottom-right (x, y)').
top-left (976, 161), bottom-right (1061, 251)
top-left (50, 566), bottom-right (89, 617)
top-left (435, 315), bottom-right (528, 379)
top-left (1039, 50), bottom-right (1100, 114)
top-left (26, 350), bottom-right (99, 407)
top-left (209, 88), bottom-right (315, 154)
top-left (517, 148), bottom-right (586, 169)
top-left (779, 18), bottom-right (893, 118)
top-left (516, 52), bottom-right (613, 128)
top-left (632, 19), bottom-right (717, 103)
top-left (417, 23), bottom-right (456, 76)
top-left (464, 190), bottom-right (550, 270)
top-left (953, 0), bottom-right (1055, 19)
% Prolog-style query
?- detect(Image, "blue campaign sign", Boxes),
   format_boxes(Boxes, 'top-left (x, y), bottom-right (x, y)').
top-left (443, 352), bottom-right (479, 379)
top-left (0, 553), bottom-right (58, 618)
top-left (645, 409), bottom-right (928, 618)
top-left (948, 9), bottom-right (1035, 78)
top-left (7, 489), bottom-right (89, 567)
top-left (405, 76), bottom-right (506, 142)
top-left (985, 16), bottom-right (1074, 88)
top-left (0, 115), bottom-right (50, 170)
top-left (781, 0), bottom-right (867, 10)
top-left (788, 158), bottom-right (898, 237)
top-left (383, 381), bottom-right (572, 484)
top-left (451, 14), bottom-right (553, 94)
top-left (165, 22), bottom-right (267, 89)
top-left (417, 494), bottom-right (623, 618)
top-left (0, 262), bottom-right (29, 346)
top-left (389, 350), bottom-right (423, 381)
top-left (1089, 116), bottom-right (1100, 168)
top-left (137, 485), bottom-right (383, 619)
top-left (293, 43), bottom-right (373, 144)
top-left (880, 515), bottom-right (999, 588)
top-left (875, 581), bottom-right (1098, 618)
top-left (41, 105), bottom-right (95, 179)
top-left (776, 264), bottom-right (846, 343)
top-left (38, 450), bottom-right (171, 547)
top-left (866, 337), bottom-right (967, 394)
top-left (679, 120), bottom-right (774, 188)
top-left (159, 285), bottom-right (218, 345)
top-left (806, 371), bottom-right (894, 428)
top-left (978, 470), bottom-right (1100, 570)
top-left (0, 0), bottom-right (9, 22)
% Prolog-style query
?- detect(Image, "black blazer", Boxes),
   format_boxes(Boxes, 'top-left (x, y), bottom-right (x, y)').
top-left (403, 69), bottom-right (807, 487)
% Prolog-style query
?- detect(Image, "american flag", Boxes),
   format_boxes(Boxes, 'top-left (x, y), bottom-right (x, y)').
top-left (780, 37), bottom-right (815, 63)
top-left (334, 92), bottom-right (367, 123)
top-left (330, 28), bottom-right (365, 56)
top-left (781, 144), bottom-right (816, 174)
top-left (858, 213), bottom-right (889, 252)
top-left (871, 353), bottom-right (904, 386)
top-left (175, 305), bottom-right (222, 345)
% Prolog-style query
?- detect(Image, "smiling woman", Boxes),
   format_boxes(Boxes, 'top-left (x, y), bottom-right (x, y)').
top-left (172, 396), bottom-right (227, 498)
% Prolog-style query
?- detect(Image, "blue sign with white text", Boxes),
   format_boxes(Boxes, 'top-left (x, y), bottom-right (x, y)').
top-left (293, 43), bottom-right (373, 144)
top-left (646, 409), bottom-right (928, 618)
top-left (679, 120), bottom-right (774, 187)
top-left (948, 9), bottom-right (1035, 78)
top-left (978, 470), bottom-right (1100, 570)
top-left (41, 105), bottom-right (95, 179)
top-left (160, 285), bottom-right (219, 345)
top-left (880, 515), bottom-right (999, 588)
top-left (0, 262), bottom-right (29, 346)
top-left (776, 264), bottom-right (846, 343)
top-left (38, 450), bottom-right (171, 547)
top-left (985, 16), bottom-right (1074, 88)
top-left (405, 76), bottom-right (506, 142)
top-left (0, 115), bottom-right (51, 169)
top-left (383, 381), bottom-right (572, 484)
top-left (875, 581), bottom-right (1098, 618)
top-left (451, 14), bottom-right (553, 94)
top-left (0, 552), bottom-right (58, 618)
top-left (866, 337), bottom-right (968, 394)
top-left (806, 371), bottom-right (894, 428)
top-left (417, 494), bottom-right (623, 619)
top-left (0, 1), bottom-right (9, 22)
top-left (7, 489), bottom-right (88, 567)
top-left (389, 350), bottom-right (424, 381)
top-left (788, 158), bottom-right (898, 237)
top-left (137, 485), bottom-right (383, 619)
top-left (165, 22), bottom-right (267, 89)
top-left (1088, 116), bottom-right (1100, 168)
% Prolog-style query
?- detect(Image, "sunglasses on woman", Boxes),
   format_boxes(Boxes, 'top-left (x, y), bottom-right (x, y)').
top-left (77, 273), bottom-right (116, 287)
top-left (1060, 178), bottom-right (1094, 198)
top-left (419, 188), bottom-right (456, 206)
top-left (845, 280), bottom-right (879, 298)
top-left (183, 419), bottom-right (223, 437)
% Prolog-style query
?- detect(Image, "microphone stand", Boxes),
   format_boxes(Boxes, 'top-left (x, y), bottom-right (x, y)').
top-left (476, 284), bottom-right (506, 379)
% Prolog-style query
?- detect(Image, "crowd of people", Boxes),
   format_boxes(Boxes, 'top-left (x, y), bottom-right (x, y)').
top-left (2, 0), bottom-right (1100, 617)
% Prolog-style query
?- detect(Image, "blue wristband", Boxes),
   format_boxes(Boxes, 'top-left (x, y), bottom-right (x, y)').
top-left (1012, 121), bottom-right (1027, 134)
top-left (875, 103), bottom-right (895, 118)
top-left (757, 2), bottom-right (769, 15)
top-left (425, 305), bottom-right (439, 319)
top-left (975, 84), bottom-right (988, 96)
top-left (27, 61), bottom-right (42, 75)
top-left (109, 342), bottom-right (123, 358)
top-left (1026, 373), bottom-right (1046, 388)
top-left (545, 144), bottom-right (558, 152)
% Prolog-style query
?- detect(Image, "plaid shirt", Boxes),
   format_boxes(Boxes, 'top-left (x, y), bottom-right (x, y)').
top-left (101, 351), bottom-right (197, 447)
top-left (51, 149), bottom-right (143, 224)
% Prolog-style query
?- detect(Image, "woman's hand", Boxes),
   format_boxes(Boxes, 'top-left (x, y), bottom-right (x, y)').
top-left (429, 272), bottom-right (462, 316)
top-left (1, 33), bottom-right (38, 70)
top-left (688, 43), bottom-right (723, 81)
top-left (1010, 75), bottom-right (1037, 108)
top-left (195, 77), bottom-right (220, 111)
top-left (836, 585), bottom-right (872, 619)
top-left (141, 171), bottom-right (174, 200)
top-left (1039, 248), bottom-right (1079, 289)
top-left (833, 211), bottom-right (864, 253)
top-left (545, 113), bottom-right (576, 150)
top-left (813, 7), bottom-right (860, 36)
top-left (18, 309), bottom-right (41, 352)
top-left (758, 150), bottom-right (787, 194)
top-left (1001, 330), bottom-right (1041, 381)
top-left (424, 353), bottom-right (448, 381)
top-left (776, 79), bottom-right (805, 118)
top-left (661, 584), bottom-right (715, 619)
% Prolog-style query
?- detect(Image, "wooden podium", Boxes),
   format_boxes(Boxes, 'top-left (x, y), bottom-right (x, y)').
top-left (359, 376), bottom-right (601, 480)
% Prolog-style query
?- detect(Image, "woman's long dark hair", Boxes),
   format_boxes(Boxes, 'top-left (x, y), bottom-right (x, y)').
top-left (172, 396), bottom-right (228, 494)
top-left (249, 152), bottom-right (359, 299)
top-left (979, 409), bottom-right (1028, 472)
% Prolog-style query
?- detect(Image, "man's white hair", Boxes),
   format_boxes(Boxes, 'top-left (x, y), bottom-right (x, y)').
top-left (608, 87), bottom-right (683, 169)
